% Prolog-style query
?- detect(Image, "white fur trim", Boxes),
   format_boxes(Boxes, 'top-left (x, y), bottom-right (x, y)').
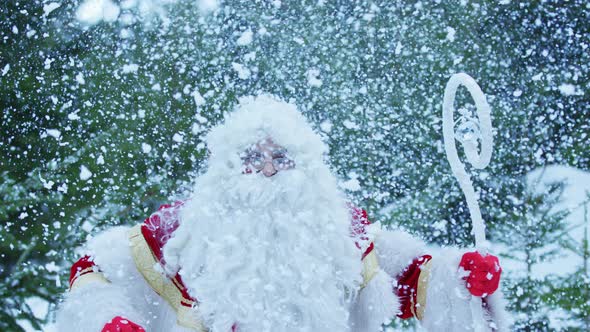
top-left (421, 248), bottom-right (510, 332)
top-left (57, 225), bottom-right (194, 331)
top-left (205, 95), bottom-right (328, 174)
top-left (420, 247), bottom-right (471, 332)
top-left (55, 282), bottom-right (145, 332)
top-left (485, 285), bottom-right (512, 332)
top-left (349, 269), bottom-right (399, 332)
top-left (374, 229), bottom-right (426, 278)
top-left (87, 226), bottom-right (160, 320)
top-left (56, 226), bottom-right (148, 331)
top-left (85, 226), bottom-right (139, 284)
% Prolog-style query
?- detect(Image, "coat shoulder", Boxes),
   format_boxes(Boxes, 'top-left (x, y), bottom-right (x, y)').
top-left (84, 226), bottom-right (137, 283)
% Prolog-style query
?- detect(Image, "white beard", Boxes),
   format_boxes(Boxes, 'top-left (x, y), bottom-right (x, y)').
top-left (163, 165), bottom-right (362, 332)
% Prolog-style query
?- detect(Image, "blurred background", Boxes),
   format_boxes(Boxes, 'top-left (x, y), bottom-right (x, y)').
top-left (1, 0), bottom-right (589, 330)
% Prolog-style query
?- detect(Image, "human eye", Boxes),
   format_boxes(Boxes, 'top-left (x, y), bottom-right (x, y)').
top-left (272, 149), bottom-right (287, 158)
top-left (273, 157), bottom-right (294, 170)
top-left (249, 152), bottom-right (264, 167)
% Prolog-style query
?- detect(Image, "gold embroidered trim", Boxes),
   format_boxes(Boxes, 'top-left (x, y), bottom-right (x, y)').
top-left (70, 271), bottom-right (109, 291)
top-left (361, 246), bottom-right (379, 289)
top-left (172, 277), bottom-right (185, 290)
top-left (129, 224), bottom-right (207, 331)
top-left (415, 259), bottom-right (432, 321)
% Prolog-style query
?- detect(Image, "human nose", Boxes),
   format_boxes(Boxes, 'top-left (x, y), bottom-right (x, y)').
top-left (261, 161), bottom-right (277, 177)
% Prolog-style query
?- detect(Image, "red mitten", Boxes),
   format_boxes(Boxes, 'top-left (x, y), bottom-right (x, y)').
top-left (459, 251), bottom-right (502, 297)
top-left (102, 316), bottom-right (145, 332)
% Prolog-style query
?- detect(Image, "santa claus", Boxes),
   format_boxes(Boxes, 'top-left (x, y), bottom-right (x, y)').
top-left (56, 95), bottom-right (509, 332)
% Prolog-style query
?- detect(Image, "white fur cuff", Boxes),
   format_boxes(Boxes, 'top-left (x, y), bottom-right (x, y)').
top-left (55, 282), bottom-right (145, 332)
top-left (349, 269), bottom-right (399, 332)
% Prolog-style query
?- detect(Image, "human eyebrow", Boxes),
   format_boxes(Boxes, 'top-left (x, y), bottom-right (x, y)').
top-left (272, 149), bottom-right (287, 157)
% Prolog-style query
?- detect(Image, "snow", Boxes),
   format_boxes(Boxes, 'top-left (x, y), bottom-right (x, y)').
top-left (21, 319), bottom-right (57, 332)
top-left (57, 183), bottom-right (68, 193)
top-left (45, 260), bottom-right (60, 272)
top-left (237, 29), bottom-right (254, 46)
top-left (195, 114), bottom-right (208, 124)
top-left (81, 220), bottom-right (94, 232)
top-left (192, 90), bottom-right (206, 106)
top-left (142, 143), bottom-right (152, 153)
top-left (342, 120), bottom-right (358, 130)
top-left (40, 175), bottom-right (55, 189)
top-left (75, 73), bottom-right (86, 85)
top-left (172, 133), bottom-right (184, 143)
top-left (68, 112), bottom-right (80, 120)
top-left (44, 58), bottom-right (54, 70)
top-left (395, 42), bottom-right (403, 55)
top-left (197, 0), bottom-right (219, 14)
top-left (341, 178), bottom-right (361, 192)
top-left (244, 51), bottom-right (256, 61)
top-left (45, 129), bottom-right (61, 139)
top-left (79, 165), bottom-right (93, 180)
top-left (192, 123), bottom-right (202, 134)
top-left (122, 64), bottom-right (139, 74)
top-left (42, 3), bottom-right (61, 17)
top-left (232, 62), bottom-right (251, 79)
top-left (27, 297), bottom-right (49, 319)
top-left (2, 64), bottom-right (10, 76)
top-left (445, 27), bottom-right (456, 42)
top-left (558, 83), bottom-right (578, 96)
top-left (306, 68), bottom-right (323, 87)
top-left (320, 120), bottom-right (333, 133)
top-left (76, 0), bottom-right (121, 25)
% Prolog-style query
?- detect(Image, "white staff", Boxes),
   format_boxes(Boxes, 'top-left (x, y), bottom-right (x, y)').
top-left (442, 73), bottom-right (493, 331)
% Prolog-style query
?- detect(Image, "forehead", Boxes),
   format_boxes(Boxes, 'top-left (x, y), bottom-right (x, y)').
top-left (250, 137), bottom-right (285, 152)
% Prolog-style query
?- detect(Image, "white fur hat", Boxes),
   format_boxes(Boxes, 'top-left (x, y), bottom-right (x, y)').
top-left (205, 95), bottom-right (328, 172)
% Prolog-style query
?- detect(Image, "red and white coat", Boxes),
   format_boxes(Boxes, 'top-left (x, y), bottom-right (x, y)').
top-left (57, 203), bottom-right (509, 332)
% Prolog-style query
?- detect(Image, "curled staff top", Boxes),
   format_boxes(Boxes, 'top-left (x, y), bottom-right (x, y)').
top-left (442, 73), bottom-right (493, 249)
top-left (443, 73), bottom-right (493, 171)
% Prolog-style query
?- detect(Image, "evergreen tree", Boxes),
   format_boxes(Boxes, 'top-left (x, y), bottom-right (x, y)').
top-left (498, 178), bottom-right (568, 331)
top-left (1, 0), bottom-right (588, 330)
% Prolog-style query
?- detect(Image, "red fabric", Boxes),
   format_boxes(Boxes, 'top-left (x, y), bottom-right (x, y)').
top-left (395, 255), bottom-right (432, 319)
top-left (459, 251), bottom-right (502, 297)
top-left (102, 316), bottom-right (145, 332)
top-left (69, 255), bottom-right (97, 288)
top-left (349, 206), bottom-right (374, 259)
top-left (141, 202), bottom-right (184, 261)
top-left (140, 201), bottom-right (197, 304)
